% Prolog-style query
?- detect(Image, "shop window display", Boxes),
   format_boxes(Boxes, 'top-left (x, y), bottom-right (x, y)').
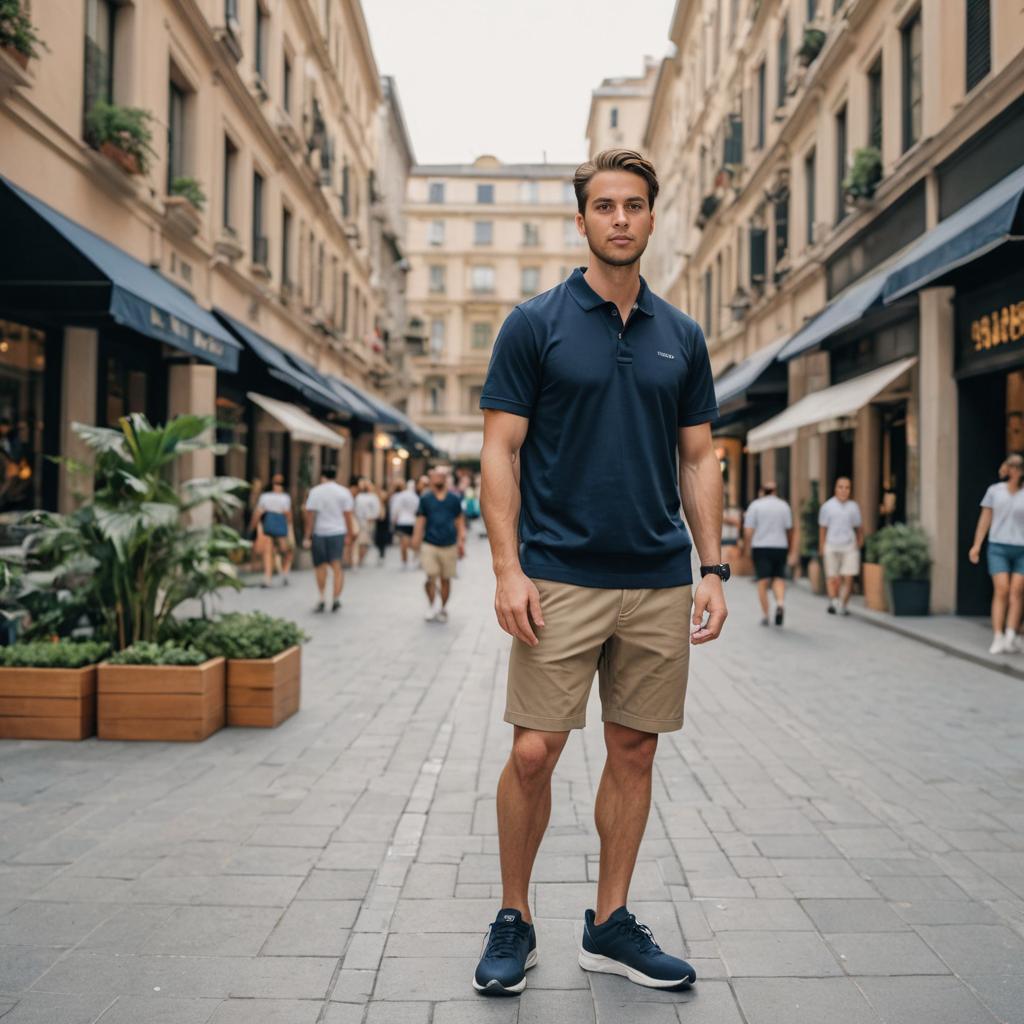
top-left (0, 320), bottom-right (46, 513)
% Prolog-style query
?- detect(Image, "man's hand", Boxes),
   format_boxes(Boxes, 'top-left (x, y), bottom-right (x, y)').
top-left (495, 569), bottom-right (545, 646)
top-left (968, 545), bottom-right (981, 565)
top-left (302, 538), bottom-right (312, 550)
top-left (690, 574), bottom-right (727, 645)
top-left (458, 541), bottom-right (466, 559)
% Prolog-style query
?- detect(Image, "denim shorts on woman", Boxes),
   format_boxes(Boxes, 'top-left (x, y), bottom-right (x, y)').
top-left (987, 541), bottom-right (1024, 576)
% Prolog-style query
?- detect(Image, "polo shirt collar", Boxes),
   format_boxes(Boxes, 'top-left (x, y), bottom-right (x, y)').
top-left (565, 267), bottom-right (656, 317)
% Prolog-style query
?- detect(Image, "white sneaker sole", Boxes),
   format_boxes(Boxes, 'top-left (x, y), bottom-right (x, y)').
top-left (578, 948), bottom-right (694, 989)
top-left (472, 948), bottom-right (538, 994)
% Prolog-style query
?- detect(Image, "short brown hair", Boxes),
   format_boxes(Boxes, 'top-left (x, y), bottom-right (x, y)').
top-left (573, 149), bottom-right (659, 214)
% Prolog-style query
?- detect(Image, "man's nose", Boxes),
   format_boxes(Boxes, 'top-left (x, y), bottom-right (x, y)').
top-left (612, 206), bottom-right (628, 225)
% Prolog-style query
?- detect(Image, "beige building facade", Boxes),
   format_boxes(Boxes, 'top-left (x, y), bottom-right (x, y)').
top-left (586, 57), bottom-right (660, 157)
top-left (644, 0), bottom-right (1024, 614)
top-left (0, 0), bottom-right (430, 528)
top-left (403, 156), bottom-right (583, 461)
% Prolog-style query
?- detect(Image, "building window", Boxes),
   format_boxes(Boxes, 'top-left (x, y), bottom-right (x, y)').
top-left (83, 0), bottom-right (115, 129)
top-left (281, 207), bottom-right (292, 286)
top-left (804, 148), bottom-right (816, 245)
top-left (252, 170), bottom-right (267, 266)
top-left (868, 56), bottom-right (883, 152)
top-left (610, 107), bottom-right (619, 128)
top-left (427, 377), bottom-right (445, 414)
top-left (428, 219), bottom-right (445, 246)
top-left (521, 266), bottom-right (540, 296)
top-left (282, 50), bottom-right (292, 112)
top-left (777, 13), bottom-right (789, 108)
top-left (774, 192), bottom-right (789, 274)
top-left (467, 385), bottom-right (483, 412)
top-left (730, 0), bottom-right (740, 41)
top-left (429, 319), bottom-right (445, 357)
top-left (563, 182), bottom-right (576, 205)
top-left (519, 181), bottom-right (539, 203)
top-left (965, 0), bottom-right (991, 92)
top-left (835, 103), bottom-right (847, 224)
top-left (0, 321), bottom-right (47, 514)
top-left (807, 0), bottom-right (816, 18)
top-left (474, 221), bottom-right (493, 246)
top-left (255, 2), bottom-right (269, 82)
top-left (563, 217), bottom-right (580, 246)
top-left (428, 181), bottom-right (445, 203)
top-left (471, 322), bottom-right (492, 349)
top-left (756, 61), bottom-right (766, 148)
top-left (476, 183), bottom-right (494, 204)
top-left (341, 270), bottom-right (349, 331)
top-left (901, 10), bottom-right (922, 153)
top-left (522, 222), bottom-right (540, 247)
top-left (750, 221), bottom-right (767, 286)
top-left (428, 264), bottom-right (446, 294)
top-left (167, 79), bottom-right (187, 193)
top-left (703, 267), bottom-right (713, 337)
top-left (223, 135), bottom-right (238, 230)
top-left (471, 265), bottom-right (495, 294)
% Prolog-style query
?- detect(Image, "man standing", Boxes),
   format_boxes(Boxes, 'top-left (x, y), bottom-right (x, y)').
top-left (475, 149), bottom-right (727, 996)
top-left (412, 466), bottom-right (465, 622)
top-left (303, 466), bottom-right (356, 613)
top-left (818, 476), bottom-right (863, 616)
top-left (743, 482), bottom-right (794, 626)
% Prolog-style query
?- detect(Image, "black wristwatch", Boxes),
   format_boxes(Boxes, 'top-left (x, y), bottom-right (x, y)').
top-left (700, 563), bottom-right (731, 582)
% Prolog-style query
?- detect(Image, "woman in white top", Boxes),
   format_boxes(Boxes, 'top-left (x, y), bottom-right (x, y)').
top-left (249, 473), bottom-right (294, 587)
top-left (353, 478), bottom-right (382, 567)
top-left (969, 453), bottom-right (1024, 654)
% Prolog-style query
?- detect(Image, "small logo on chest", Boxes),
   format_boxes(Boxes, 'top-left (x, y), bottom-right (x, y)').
top-left (657, 351), bottom-right (675, 360)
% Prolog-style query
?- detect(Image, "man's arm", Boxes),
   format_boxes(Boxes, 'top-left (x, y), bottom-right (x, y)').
top-left (412, 513), bottom-right (425, 551)
top-left (481, 409), bottom-right (544, 646)
top-left (678, 422), bottom-right (726, 644)
top-left (302, 509), bottom-right (314, 548)
top-left (456, 511), bottom-right (466, 557)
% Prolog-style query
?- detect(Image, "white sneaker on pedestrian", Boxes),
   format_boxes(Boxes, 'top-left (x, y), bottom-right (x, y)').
top-left (989, 634), bottom-right (1006, 655)
top-left (1005, 629), bottom-right (1021, 652)
top-left (436, 607), bottom-right (448, 623)
top-left (424, 606), bottom-right (437, 622)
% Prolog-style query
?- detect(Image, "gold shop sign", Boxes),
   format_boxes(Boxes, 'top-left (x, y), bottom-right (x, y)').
top-left (970, 300), bottom-right (1024, 352)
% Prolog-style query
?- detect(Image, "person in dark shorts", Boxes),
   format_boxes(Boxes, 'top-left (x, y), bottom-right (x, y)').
top-left (302, 467), bottom-right (356, 612)
top-left (743, 482), bottom-right (794, 626)
top-left (389, 479), bottom-right (421, 569)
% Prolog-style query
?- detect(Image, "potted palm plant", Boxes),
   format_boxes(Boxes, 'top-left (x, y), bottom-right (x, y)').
top-left (862, 531), bottom-right (888, 612)
top-left (878, 523), bottom-right (931, 616)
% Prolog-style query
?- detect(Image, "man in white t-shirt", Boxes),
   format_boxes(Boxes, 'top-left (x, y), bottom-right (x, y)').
top-left (743, 482), bottom-right (794, 627)
top-left (389, 479), bottom-right (421, 569)
top-left (353, 478), bottom-right (382, 568)
top-left (303, 466), bottom-right (356, 612)
top-left (818, 477), bottom-right (863, 616)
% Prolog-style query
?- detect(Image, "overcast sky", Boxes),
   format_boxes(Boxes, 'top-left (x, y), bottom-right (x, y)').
top-left (363, 0), bottom-right (676, 166)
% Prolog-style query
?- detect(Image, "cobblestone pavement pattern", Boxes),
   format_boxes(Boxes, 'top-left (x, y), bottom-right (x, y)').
top-left (2, 541), bottom-right (1024, 1024)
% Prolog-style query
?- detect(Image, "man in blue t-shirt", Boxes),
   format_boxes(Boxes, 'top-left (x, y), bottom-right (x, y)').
top-left (472, 150), bottom-right (730, 998)
top-left (412, 465), bottom-right (465, 623)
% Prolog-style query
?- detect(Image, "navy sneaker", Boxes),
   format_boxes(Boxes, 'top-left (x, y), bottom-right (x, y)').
top-left (579, 906), bottom-right (696, 989)
top-left (473, 908), bottom-right (538, 995)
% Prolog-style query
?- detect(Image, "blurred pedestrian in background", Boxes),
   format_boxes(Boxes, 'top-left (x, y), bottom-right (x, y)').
top-left (413, 465), bottom-right (465, 623)
top-left (744, 482), bottom-right (793, 626)
top-left (819, 477), bottom-right (863, 616)
top-left (303, 466), bottom-right (355, 613)
top-left (969, 452), bottom-right (1024, 655)
top-left (373, 484), bottom-right (391, 565)
top-left (390, 479), bottom-right (421, 569)
top-left (353, 477), bottom-right (381, 568)
top-left (249, 473), bottom-right (293, 588)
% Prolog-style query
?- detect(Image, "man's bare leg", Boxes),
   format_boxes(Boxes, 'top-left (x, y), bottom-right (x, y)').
top-left (497, 726), bottom-right (569, 922)
top-left (314, 564), bottom-right (327, 604)
top-left (331, 562), bottom-right (344, 600)
top-left (440, 578), bottom-right (451, 607)
top-left (594, 722), bottom-right (658, 924)
top-left (756, 579), bottom-right (770, 618)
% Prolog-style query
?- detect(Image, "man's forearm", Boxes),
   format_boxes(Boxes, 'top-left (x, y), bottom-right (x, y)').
top-left (481, 440), bottom-right (523, 577)
top-left (679, 449), bottom-right (722, 565)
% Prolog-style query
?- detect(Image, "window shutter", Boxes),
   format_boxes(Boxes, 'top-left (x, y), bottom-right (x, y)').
top-left (965, 0), bottom-right (991, 92)
top-left (749, 226), bottom-right (767, 282)
top-left (724, 114), bottom-right (743, 166)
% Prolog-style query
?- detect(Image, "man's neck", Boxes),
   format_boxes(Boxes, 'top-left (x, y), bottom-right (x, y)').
top-left (583, 260), bottom-right (642, 312)
top-left (432, 487), bottom-right (447, 499)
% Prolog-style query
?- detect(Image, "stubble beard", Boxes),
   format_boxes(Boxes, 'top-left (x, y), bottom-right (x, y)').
top-left (584, 233), bottom-right (649, 270)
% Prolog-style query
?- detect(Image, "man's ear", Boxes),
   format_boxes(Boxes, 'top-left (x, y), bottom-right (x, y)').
top-left (575, 210), bottom-right (585, 236)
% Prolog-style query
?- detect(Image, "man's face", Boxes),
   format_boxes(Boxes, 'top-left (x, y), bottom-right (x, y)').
top-left (835, 478), bottom-right (851, 500)
top-left (430, 469), bottom-right (447, 490)
top-left (577, 171), bottom-right (655, 269)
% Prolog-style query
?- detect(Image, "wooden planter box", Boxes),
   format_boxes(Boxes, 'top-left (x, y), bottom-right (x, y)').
top-left (0, 666), bottom-right (97, 740)
top-left (227, 645), bottom-right (300, 728)
top-left (98, 657), bottom-right (225, 741)
top-left (862, 562), bottom-right (888, 612)
top-left (99, 140), bottom-right (141, 175)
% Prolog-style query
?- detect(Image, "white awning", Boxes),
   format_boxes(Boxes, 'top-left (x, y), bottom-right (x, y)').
top-left (430, 430), bottom-right (483, 460)
top-left (746, 356), bottom-right (916, 454)
top-left (247, 392), bottom-right (346, 449)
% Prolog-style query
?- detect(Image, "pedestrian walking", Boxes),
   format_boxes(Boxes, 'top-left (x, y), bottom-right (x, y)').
top-left (249, 473), bottom-right (294, 588)
top-left (390, 479), bottom-right (420, 569)
top-left (818, 477), bottom-right (863, 615)
top-left (969, 452), bottom-right (1024, 654)
top-left (412, 465), bottom-right (465, 623)
top-left (743, 482), bottom-right (794, 626)
top-left (302, 466), bottom-right (355, 613)
top-left (373, 484), bottom-right (391, 565)
top-left (353, 478), bottom-right (381, 568)
top-left (474, 149), bottom-right (726, 997)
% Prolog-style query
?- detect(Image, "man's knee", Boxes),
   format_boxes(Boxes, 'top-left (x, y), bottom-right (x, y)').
top-left (509, 729), bottom-right (565, 785)
top-left (606, 726), bottom-right (658, 775)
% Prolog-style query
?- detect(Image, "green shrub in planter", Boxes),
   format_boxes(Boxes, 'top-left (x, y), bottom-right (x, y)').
top-left (796, 27), bottom-right (826, 66)
top-left (0, 639), bottom-right (109, 669)
top-left (876, 523), bottom-right (931, 580)
top-left (843, 146), bottom-right (883, 201)
top-left (864, 530), bottom-right (884, 564)
top-left (197, 612), bottom-right (307, 661)
top-left (107, 641), bottom-right (206, 666)
top-left (0, 0), bottom-right (48, 60)
top-left (170, 177), bottom-right (206, 211)
top-left (85, 101), bottom-right (157, 174)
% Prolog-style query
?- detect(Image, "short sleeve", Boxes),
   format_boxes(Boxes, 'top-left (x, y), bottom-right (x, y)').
top-left (417, 496), bottom-right (428, 517)
top-left (818, 502), bottom-right (829, 527)
top-left (304, 491), bottom-right (319, 513)
top-left (784, 505), bottom-right (793, 528)
top-left (744, 504), bottom-right (758, 529)
top-left (342, 489), bottom-right (355, 512)
top-left (678, 324), bottom-right (719, 427)
top-left (480, 308), bottom-right (541, 419)
top-left (257, 493), bottom-right (269, 511)
top-left (981, 485), bottom-right (998, 509)
top-left (850, 503), bottom-right (863, 527)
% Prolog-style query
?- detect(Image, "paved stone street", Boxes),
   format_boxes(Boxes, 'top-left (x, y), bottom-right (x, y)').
top-left (2, 538), bottom-right (1024, 1024)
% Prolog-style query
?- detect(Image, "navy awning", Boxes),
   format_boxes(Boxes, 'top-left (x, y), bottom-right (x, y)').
top-left (882, 163), bottom-right (1024, 303)
top-left (326, 375), bottom-right (401, 427)
top-left (778, 266), bottom-right (890, 362)
top-left (0, 176), bottom-right (240, 371)
top-left (213, 309), bottom-right (354, 417)
top-left (714, 335), bottom-right (790, 408)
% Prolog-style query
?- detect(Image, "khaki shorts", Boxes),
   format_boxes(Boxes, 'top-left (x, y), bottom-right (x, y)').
top-left (824, 544), bottom-right (861, 578)
top-left (506, 578), bottom-right (693, 735)
top-left (421, 542), bottom-right (458, 580)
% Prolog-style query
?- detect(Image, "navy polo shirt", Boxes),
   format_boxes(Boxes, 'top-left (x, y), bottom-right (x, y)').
top-left (480, 268), bottom-right (718, 589)
top-left (417, 491), bottom-right (463, 547)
